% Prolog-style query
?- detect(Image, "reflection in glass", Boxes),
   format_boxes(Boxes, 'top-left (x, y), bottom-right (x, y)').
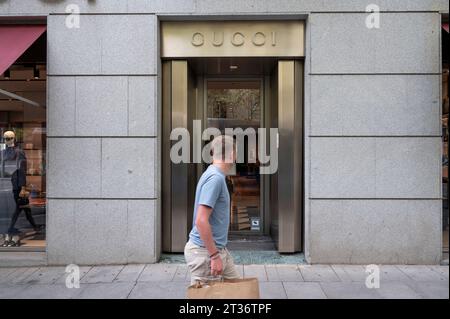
top-left (207, 80), bottom-right (261, 232)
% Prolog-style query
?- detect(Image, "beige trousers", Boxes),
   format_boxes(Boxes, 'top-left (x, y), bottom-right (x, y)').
top-left (184, 240), bottom-right (240, 285)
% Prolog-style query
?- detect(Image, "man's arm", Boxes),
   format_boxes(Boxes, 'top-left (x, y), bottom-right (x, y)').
top-left (195, 204), bottom-right (218, 256)
top-left (195, 204), bottom-right (223, 276)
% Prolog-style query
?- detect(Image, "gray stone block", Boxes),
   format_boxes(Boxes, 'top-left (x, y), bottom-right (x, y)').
top-left (283, 282), bottom-right (327, 299)
top-left (114, 264), bottom-right (146, 282)
top-left (311, 75), bottom-right (440, 136)
top-left (243, 265), bottom-right (268, 282)
top-left (21, 267), bottom-right (66, 285)
top-left (101, 138), bottom-right (156, 198)
top-left (127, 0), bottom-right (195, 13)
top-left (404, 280), bottom-right (450, 299)
top-left (266, 265), bottom-right (304, 281)
top-left (3, 0), bottom-right (449, 15)
top-left (100, 15), bottom-right (156, 75)
top-left (310, 138), bottom-right (376, 198)
top-left (129, 281), bottom-right (188, 299)
top-left (397, 266), bottom-right (448, 282)
top-left (48, 15), bottom-right (102, 75)
top-left (75, 77), bottom-right (128, 136)
top-left (127, 200), bottom-right (157, 263)
top-left (298, 265), bottom-right (341, 282)
top-left (81, 266), bottom-right (125, 284)
top-left (375, 138), bottom-right (441, 198)
top-left (47, 138), bottom-right (101, 198)
top-left (310, 13), bottom-right (440, 74)
top-left (47, 200), bottom-right (76, 265)
top-left (310, 137), bottom-right (441, 199)
top-left (266, 0), bottom-right (449, 12)
top-left (138, 264), bottom-right (178, 281)
top-left (258, 282), bottom-right (287, 299)
top-left (47, 76), bottom-right (76, 136)
top-left (13, 284), bottom-right (84, 299)
top-left (74, 201), bottom-right (128, 265)
top-left (77, 282), bottom-right (136, 299)
top-left (195, 0), bottom-right (268, 13)
top-left (7, 0), bottom-right (128, 15)
top-left (128, 76), bottom-right (157, 136)
top-left (320, 282), bottom-right (382, 299)
top-left (48, 15), bottom-right (157, 75)
top-left (309, 200), bottom-right (442, 264)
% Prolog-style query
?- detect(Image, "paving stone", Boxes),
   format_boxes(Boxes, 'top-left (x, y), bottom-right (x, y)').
top-left (404, 280), bottom-right (450, 299)
top-left (243, 265), bottom-right (267, 282)
top-left (320, 282), bottom-right (382, 299)
top-left (266, 265), bottom-right (304, 281)
top-left (379, 265), bottom-right (414, 282)
top-left (173, 264), bottom-right (190, 282)
top-left (21, 267), bottom-right (66, 285)
top-left (129, 282), bottom-right (188, 299)
top-left (0, 284), bottom-right (30, 298)
top-left (428, 266), bottom-right (449, 279)
top-left (0, 268), bottom-right (17, 280)
top-left (114, 264), bottom-right (146, 282)
top-left (81, 266), bottom-right (124, 284)
top-left (397, 265), bottom-right (447, 282)
top-left (283, 282), bottom-right (327, 299)
top-left (375, 282), bottom-right (424, 299)
top-left (299, 265), bottom-right (340, 282)
top-left (77, 282), bottom-right (136, 299)
top-left (138, 264), bottom-right (178, 282)
top-left (2, 267), bottom-right (39, 284)
top-left (331, 265), bottom-right (366, 282)
top-left (258, 282), bottom-right (287, 299)
top-left (13, 284), bottom-right (84, 299)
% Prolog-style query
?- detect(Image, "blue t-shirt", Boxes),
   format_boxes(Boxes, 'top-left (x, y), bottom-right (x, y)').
top-left (189, 165), bottom-right (230, 248)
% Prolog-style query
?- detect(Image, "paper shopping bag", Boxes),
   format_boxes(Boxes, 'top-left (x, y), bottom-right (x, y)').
top-left (187, 278), bottom-right (260, 299)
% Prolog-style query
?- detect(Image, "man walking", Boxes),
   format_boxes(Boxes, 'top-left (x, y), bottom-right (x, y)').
top-left (184, 135), bottom-right (240, 285)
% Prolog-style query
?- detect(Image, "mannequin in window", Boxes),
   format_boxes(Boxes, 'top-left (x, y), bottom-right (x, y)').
top-left (1, 131), bottom-right (39, 234)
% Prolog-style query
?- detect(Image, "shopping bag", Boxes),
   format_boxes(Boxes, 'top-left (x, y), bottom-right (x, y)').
top-left (187, 278), bottom-right (260, 299)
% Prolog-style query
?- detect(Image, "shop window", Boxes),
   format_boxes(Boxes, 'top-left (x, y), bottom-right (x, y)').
top-left (0, 29), bottom-right (46, 249)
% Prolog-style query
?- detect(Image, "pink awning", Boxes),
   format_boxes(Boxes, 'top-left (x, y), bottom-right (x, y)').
top-left (443, 23), bottom-right (449, 33)
top-left (0, 25), bottom-right (46, 75)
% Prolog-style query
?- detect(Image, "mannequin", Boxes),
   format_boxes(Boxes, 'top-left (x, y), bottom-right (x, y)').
top-left (1, 131), bottom-right (39, 242)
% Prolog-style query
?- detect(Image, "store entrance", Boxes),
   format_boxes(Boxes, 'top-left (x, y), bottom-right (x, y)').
top-left (162, 57), bottom-right (303, 253)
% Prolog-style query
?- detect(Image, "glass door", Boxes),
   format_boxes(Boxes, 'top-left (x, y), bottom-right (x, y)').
top-left (205, 79), bottom-right (264, 234)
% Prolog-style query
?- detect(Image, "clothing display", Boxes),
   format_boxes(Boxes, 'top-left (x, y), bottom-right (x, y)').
top-left (1, 145), bottom-right (38, 236)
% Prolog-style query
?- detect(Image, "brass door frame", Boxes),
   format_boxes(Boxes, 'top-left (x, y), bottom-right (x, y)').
top-left (276, 60), bottom-right (303, 252)
top-left (162, 60), bottom-right (196, 252)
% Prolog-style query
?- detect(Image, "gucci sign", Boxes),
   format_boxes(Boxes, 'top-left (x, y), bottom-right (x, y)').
top-left (161, 20), bottom-right (304, 58)
top-left (190, 31), bottom-right (277, 47)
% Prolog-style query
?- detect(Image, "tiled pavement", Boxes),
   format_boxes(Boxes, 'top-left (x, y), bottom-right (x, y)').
top-left (0, 264), bottom-right (448, 299)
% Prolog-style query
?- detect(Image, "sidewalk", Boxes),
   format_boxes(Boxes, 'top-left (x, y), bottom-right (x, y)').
top-left (0, 264), bottom-right (448, 299)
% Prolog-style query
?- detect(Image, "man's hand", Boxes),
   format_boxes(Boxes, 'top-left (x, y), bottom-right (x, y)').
top-left (210, 255), bottom-right (223, 276)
